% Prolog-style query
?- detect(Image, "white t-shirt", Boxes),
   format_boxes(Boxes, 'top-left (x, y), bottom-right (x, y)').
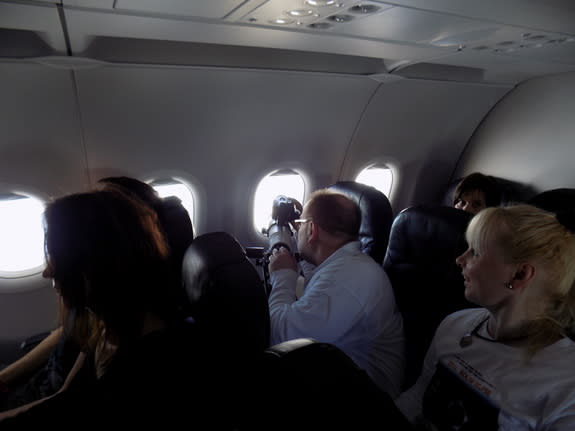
top-left (396, 308), bottom-right (575, 430)
top-left (269, 241), bottom-right (405, 397)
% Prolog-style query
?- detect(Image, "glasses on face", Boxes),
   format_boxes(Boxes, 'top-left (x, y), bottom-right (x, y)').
top-left (292, 218), bottom-right (312, 232)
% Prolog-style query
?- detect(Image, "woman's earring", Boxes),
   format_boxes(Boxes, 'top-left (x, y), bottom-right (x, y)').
top-left (505, 282), bottom-right (513, 290)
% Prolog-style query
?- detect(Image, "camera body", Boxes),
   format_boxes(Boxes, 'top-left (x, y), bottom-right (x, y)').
top-left (245, 195), bottom-right (302, 295)
top-left (263, 195), bottom-right (301, 254)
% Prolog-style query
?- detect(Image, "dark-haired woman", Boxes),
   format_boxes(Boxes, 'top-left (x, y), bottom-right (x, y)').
top-left (0, 177), bottom-right (194, 413)
top-left (0, 190), bottom-right (215, 428)
top-left (453, 172), bottom-right (502, 215)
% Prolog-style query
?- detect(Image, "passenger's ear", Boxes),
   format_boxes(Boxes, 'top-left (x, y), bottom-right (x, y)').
top-left (512, 263), bottom-right (536, 290)
top-left (307, 220), bottom-right (319, 242)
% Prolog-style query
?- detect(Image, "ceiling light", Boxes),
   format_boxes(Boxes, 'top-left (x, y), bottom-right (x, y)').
top-left (305, 0), bottom-right (336, 6)
top-left (270, 18), bottom-right (294, 25)
top-left (288, 9), bottom-right (314, 17)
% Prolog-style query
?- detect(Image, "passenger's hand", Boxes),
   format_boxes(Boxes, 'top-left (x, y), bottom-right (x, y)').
top-left (268, 246), bottom-right (298, 273)
top-left (287, 198), bottom-right (304, 232)
top-left (291, 198), bottom-right (303, 216)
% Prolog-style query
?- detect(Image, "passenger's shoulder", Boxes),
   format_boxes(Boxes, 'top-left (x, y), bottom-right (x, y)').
top-left (437, 307), bottom-right (487, 333)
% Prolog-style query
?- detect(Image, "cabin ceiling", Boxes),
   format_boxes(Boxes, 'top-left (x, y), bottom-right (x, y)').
top-left (1, 0), bottom-right (575, 83)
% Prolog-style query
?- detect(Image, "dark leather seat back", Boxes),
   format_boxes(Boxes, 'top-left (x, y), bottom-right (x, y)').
top-left (528, 188), bottom-right (575, 213)
top-left (155, 196), bottom-right (194, 273)
top-left (182, 231), bottom-right (270, 355)
top-left (328, 181), bottom-right (393, 264)
top-left (240, 338), bottom-right (411, 430)
top-left (383, 205), bottom-right (475, 389)
top-left (154, 196), bottom-right (195, 309)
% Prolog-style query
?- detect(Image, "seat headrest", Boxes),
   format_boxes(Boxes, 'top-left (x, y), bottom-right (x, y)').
top-left (383, 205), bottom-right (474, 390)
top-left (327, 181), bottom-right (393, 264)
top-left (384, 205), bottom-right (472, 267)
top-left (154, 195), bottom-right (194, 278)
top-left (528, 188), bottom-right (575, 214)
top-left (244, 338), bottom-right (411, 430)
top-left (182, 232), bottom-right (270, 353)
top-left (262, 339), bottom-right (367, 382)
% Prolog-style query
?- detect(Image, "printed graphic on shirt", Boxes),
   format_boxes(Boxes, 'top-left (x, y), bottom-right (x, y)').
top-left (421, 356), bottom-right (499, 430)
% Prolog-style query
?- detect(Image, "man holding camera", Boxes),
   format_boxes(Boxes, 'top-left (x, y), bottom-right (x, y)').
top-left (268, 189), bottom-right (404, 397)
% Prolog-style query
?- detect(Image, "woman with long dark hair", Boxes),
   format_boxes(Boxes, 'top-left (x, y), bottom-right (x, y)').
top-left (0, 190), bottom-right (207, 428)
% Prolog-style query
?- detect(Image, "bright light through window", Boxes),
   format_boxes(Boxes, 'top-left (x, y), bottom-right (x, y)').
top-left (355, 166), bottom-right (393, 197)
top-left (152, 182), bottom-right (195, 222)
top-left (0, 195), bottom-right (45, 276)
top-left (254, 170), bottom-right (305, 233)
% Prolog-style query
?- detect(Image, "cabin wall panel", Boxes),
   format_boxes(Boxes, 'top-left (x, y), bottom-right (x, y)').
top-left (0, 62), bottom-right (87, 356)
top-left (0, 280), bottom-right (59, 364)
top-left (341, 78), bottom-right (511, 213)
top-left (74, 65), bottom-right (380, 245)
top-left (0, 63), bottom-right (89, 195)
top-left (455, 71), bottom-right (575, 195)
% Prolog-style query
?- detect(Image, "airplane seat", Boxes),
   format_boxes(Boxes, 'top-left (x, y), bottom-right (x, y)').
top-left (155, 195), bottom-right (194, 269)
top-left (327, 181), bottom-right (393, 265)
top-left (181, 231), bottom-right (270, 356)
top-left (383, 205), bottom-right (476, 390)
top-left (153, 195), bottom-right (196, 312)
top-left (528, 188), bottom-right (575, 214)
top-left (180, 232), bottom-right (271, 429)
top-left (239, 338), bottom-right (411, 430)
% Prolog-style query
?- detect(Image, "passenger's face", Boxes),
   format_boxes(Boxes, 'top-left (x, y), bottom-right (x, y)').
top-left (455, 234), bottom-right (515, 308)
top-left (455, 190), bottom-right (487, 215)
top-left (43, 259), bottom-right (64, 295)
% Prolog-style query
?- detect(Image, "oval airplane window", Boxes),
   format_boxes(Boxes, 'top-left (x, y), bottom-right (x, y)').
top-left (254, 170), bottom-right (305, 234)
top-left (355, 165), bottom-right (393, 197)
top-left (0, 193), bottom-right (45, 278)
top-left (150, 180), bottom-right (195, 224)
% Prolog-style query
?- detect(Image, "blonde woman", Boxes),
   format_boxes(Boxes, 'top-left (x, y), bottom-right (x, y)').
top-left (396, 204), bottom-right (575, 430)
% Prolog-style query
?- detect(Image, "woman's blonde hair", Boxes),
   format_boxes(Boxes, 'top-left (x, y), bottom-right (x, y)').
top-left (467, 204), bottom-right (575, 353)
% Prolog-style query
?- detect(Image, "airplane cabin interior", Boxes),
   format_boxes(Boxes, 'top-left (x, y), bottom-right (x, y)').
top-left (0, 1), bottom-right (575, 425)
